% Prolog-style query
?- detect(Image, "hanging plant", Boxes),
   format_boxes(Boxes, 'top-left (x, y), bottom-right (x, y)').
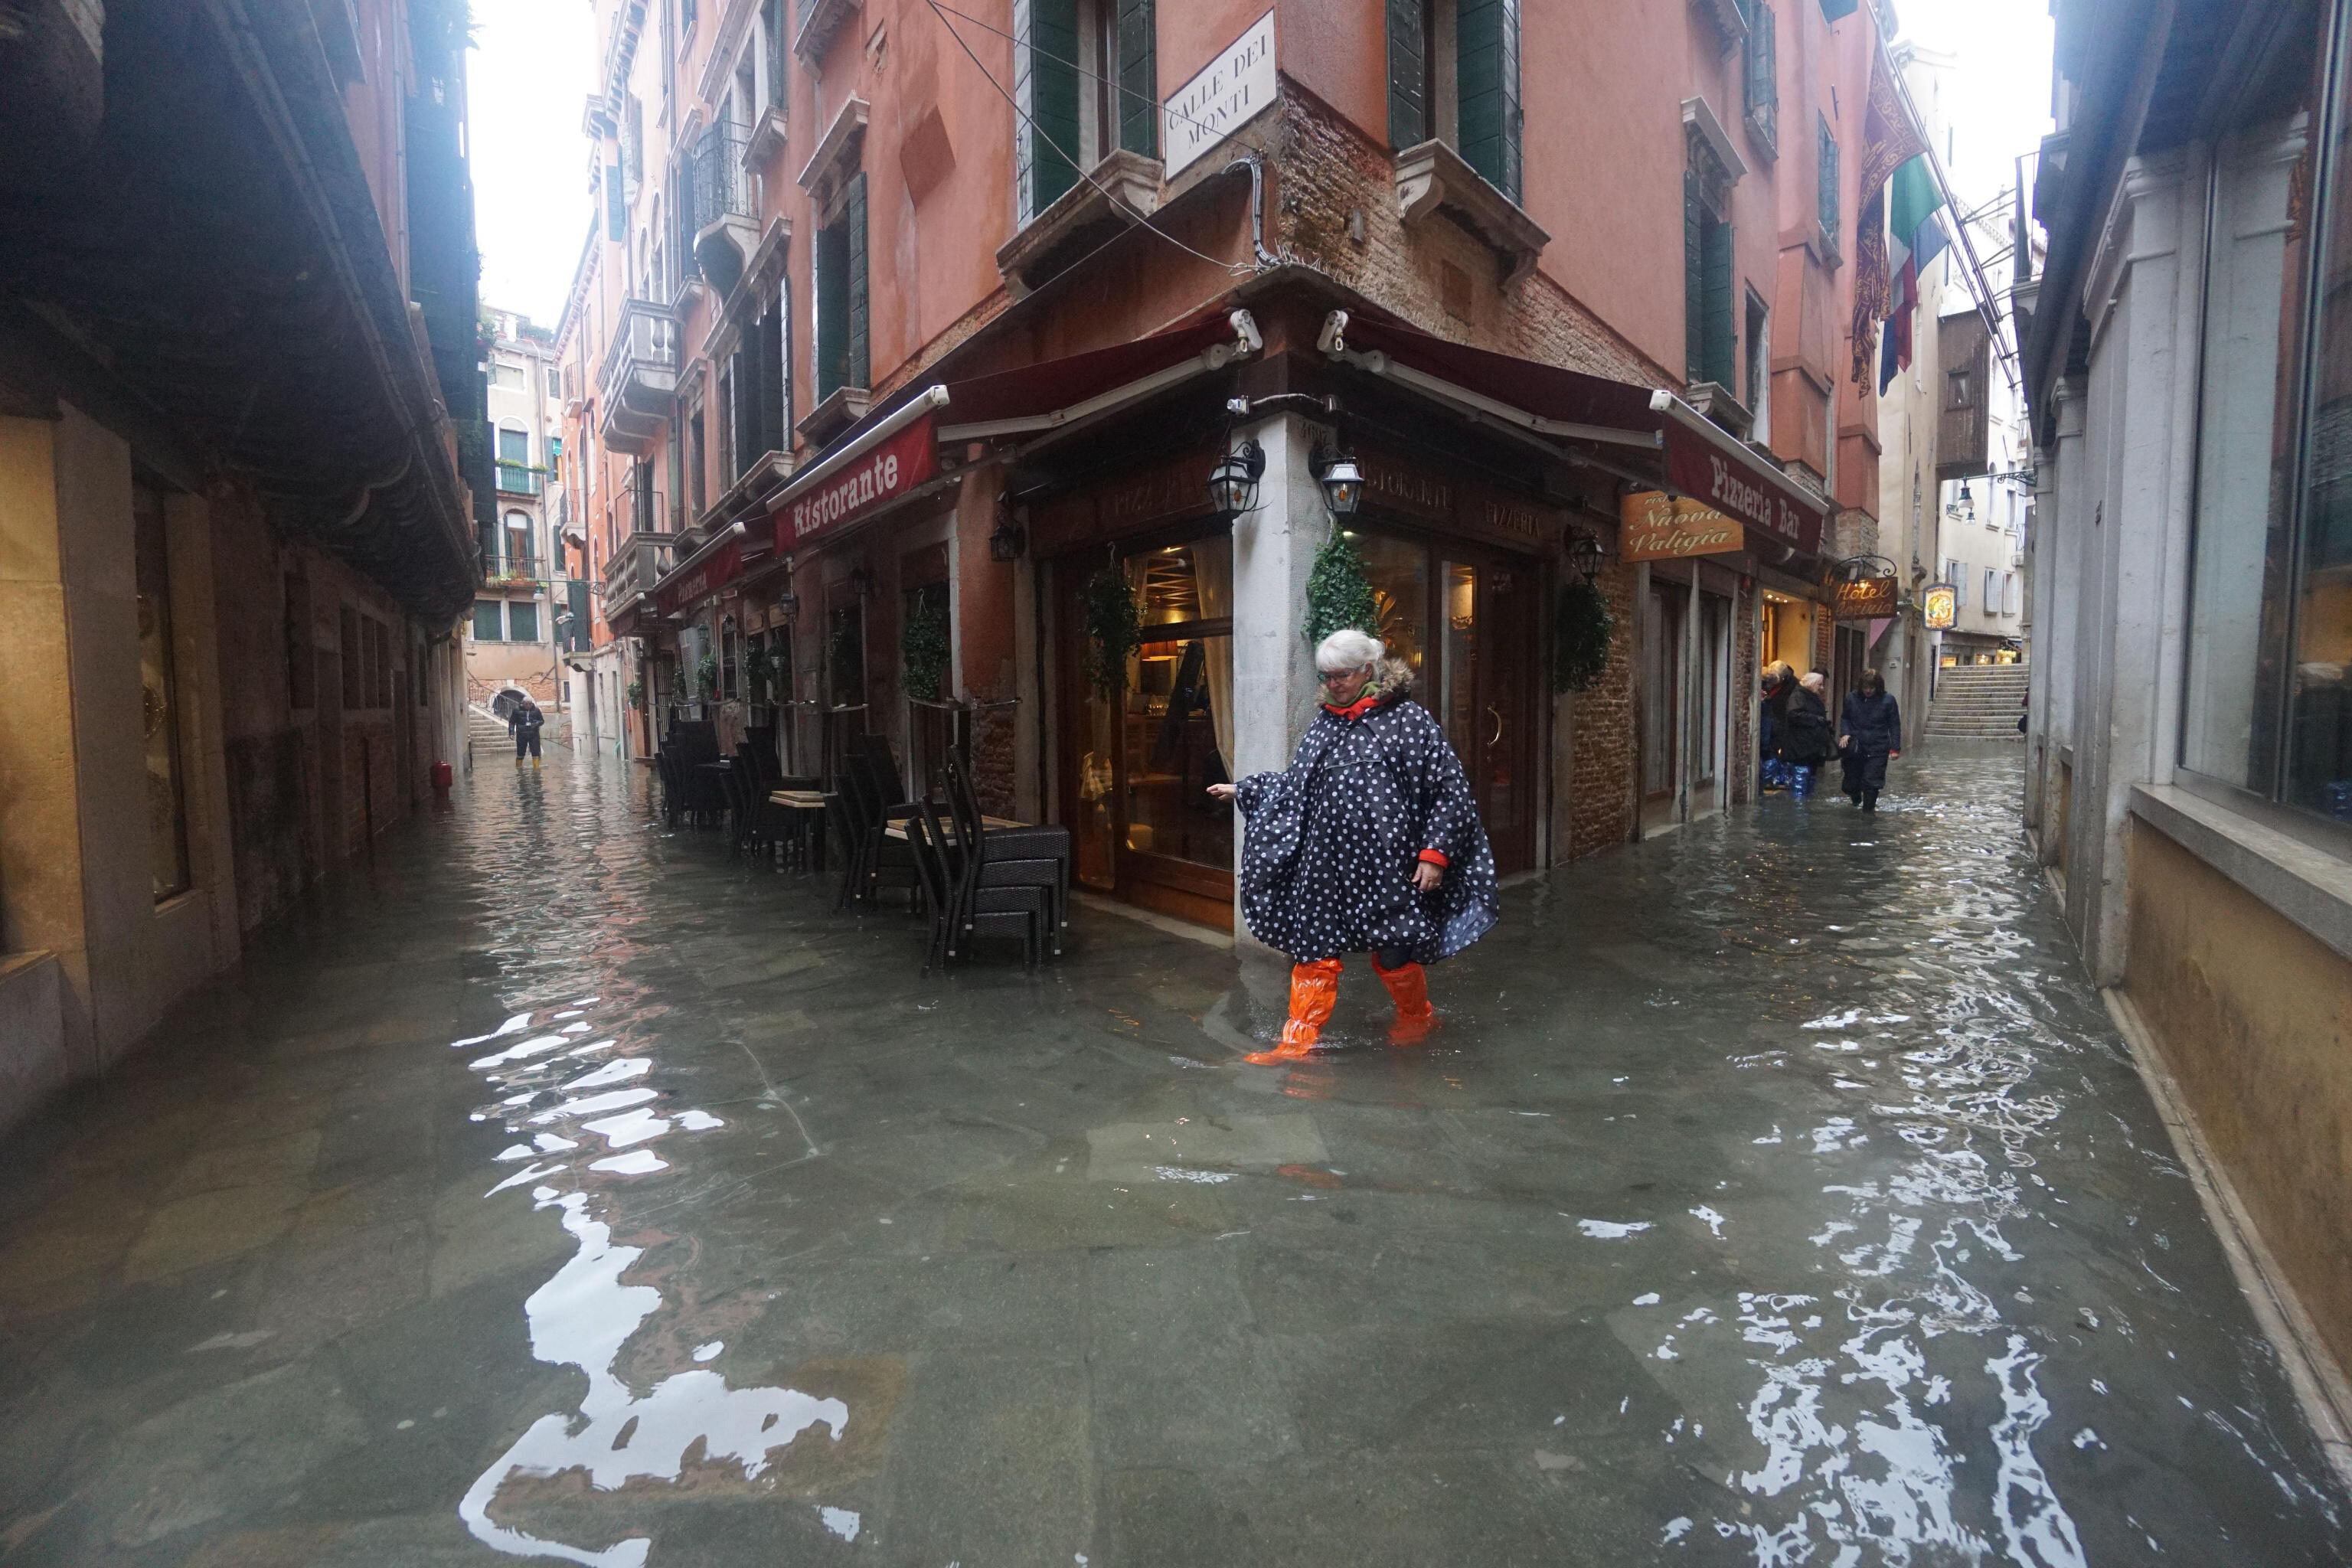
top-left (1082, 564), bottom-right (1142, 698)
top-left (1552, 575), bottom-right (1614, 694)
top-left (743, 642), bottom-right (774, 702)
top-left (1303, 527), bottom-right (1380, 649)
top-left (902, 594), bottom-right (951, 700)
top-left (695, 651), bottom-right (719, 697)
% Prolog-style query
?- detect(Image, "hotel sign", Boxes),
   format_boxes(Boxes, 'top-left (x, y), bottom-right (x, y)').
top-left (1922, 583), bottom-right (1958, 629)
top-left (1619, 492), bottom-right (1744, 562)
top-left (1163, 11), bottom-right (1276, 179)
top-left (776, 414), bottom-right (939, 550)
top-left (1832, 573), bottom-right (1898, 620)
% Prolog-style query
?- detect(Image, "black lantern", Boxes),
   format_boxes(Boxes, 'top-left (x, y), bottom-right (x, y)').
top-left (773, 587), bottom-right (799, 617)
top-left (847, 564), bottom-right (875, 598)
top-left (1312, 445), bottom-right (1364, 516)
top-left (1568, 531), bottom-right (1604, 582)
top-left (1207, 439), bottom-right (1265, 517)
top-left (989, 496), bottom-right (1027, 562)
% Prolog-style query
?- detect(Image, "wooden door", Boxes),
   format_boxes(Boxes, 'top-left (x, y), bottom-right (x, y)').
top-left (1472, 557), bottom-right (1539, 871)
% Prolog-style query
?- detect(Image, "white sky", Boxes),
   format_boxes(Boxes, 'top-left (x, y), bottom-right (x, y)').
top-left (470, 0), bottom-right (597, 328)
top-left (459, 0), bottom-right (2057, 328)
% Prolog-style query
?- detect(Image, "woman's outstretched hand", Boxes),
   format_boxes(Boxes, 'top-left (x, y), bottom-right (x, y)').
top-left (1207, 783), bottom-right (1237, 802)
top-left (1412, 861), bottom-right (1443, 893)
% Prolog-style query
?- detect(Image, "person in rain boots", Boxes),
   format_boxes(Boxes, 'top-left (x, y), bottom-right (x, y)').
top-left (1838, 668), bottom-right (1902, 809)
top-left (510, 697), bottom-right (544, 769)
top-left (1207, 629), bottom-right (1500, 1063)
top-left (1780, 671), bottom-right (1837, 799)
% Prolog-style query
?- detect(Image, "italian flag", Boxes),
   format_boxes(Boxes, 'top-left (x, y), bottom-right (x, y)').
top-left (1878, 155), bottom-right (1949, 394)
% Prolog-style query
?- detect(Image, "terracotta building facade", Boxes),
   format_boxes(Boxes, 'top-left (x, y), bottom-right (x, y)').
top-left (560, 0), bottom-right (1896, 931)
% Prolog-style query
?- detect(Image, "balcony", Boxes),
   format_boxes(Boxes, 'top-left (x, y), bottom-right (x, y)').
top-left (482, 555), bottom-right (543, 592)
top-left (794, 0), bottom-right (858, 65)
top-left (495, 463), bottom-right (543, 496)
top-left (601, 530), bottom-right (677, 619)
top-left (689, 124), bottom-right (760, 298)
top-left (597, 298), bottom-right (681, 457)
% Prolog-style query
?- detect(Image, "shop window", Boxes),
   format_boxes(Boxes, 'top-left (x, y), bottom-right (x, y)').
top-left (1387, 0), bottom-right (1523, 203)
top-left (510, 599), bottom-right (541, 644)
top-left (474, 599), bottom-right (505, 642)
top-left (1356, 530), bottom-right (1431, 678)
top-left (134, 483), bottom-right (191, 901)
top-left (815, 172), bottom-right (869, 400)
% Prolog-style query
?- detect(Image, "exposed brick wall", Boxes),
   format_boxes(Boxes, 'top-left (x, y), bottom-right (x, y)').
top-left (1730, 582), bottom-right (1759, 806)
top-left (1266, 87), bottom-right (1671, 387)
top-left (1566, 558), bottom-right (1639, 859)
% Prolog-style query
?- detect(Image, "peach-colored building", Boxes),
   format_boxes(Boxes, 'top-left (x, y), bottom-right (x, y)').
top-left (560, 0), bottom-right (1898, 929)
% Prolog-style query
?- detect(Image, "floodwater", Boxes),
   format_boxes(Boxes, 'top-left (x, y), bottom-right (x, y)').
top-left (0, 740), bottom-right (2344, 1565)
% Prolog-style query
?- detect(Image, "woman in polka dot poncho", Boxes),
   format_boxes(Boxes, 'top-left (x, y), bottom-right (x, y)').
top-left (1207, 629), bottom-right (1499, 1062)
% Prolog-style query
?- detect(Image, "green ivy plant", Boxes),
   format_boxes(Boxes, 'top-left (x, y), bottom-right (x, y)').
top-left (1082, 564), bottom-right (1142, 698)
top-left (1552, 576), bottom-right (1614, 694)
top-left (1304, 527), bottom-right (1380, 649)
top-left (902, 594), bottom-right (951, 700)
top-left (743, 642), bottom-right (774, 702)
top-left (695, 651), bottom-right (719, 697)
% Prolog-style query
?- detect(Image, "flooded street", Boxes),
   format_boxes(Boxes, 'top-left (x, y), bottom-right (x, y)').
top-left (0, 740), bottom-right (2344, 1566)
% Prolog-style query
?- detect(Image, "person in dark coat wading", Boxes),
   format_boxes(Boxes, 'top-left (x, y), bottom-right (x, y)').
top-left (1838, 668), bottom-right (1903, 810)
top-left (1207, 629), bottom-right (1500, 1063)
top-left (1779, 671), bottom-right (1838, 799)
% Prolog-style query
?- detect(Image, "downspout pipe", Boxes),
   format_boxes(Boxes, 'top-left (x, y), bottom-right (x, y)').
top-left (1225, 153), bottom-right (1281, 270)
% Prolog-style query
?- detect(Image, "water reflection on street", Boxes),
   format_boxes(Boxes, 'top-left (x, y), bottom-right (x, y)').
top-left (0, 740), bottom-right (2344, 1565)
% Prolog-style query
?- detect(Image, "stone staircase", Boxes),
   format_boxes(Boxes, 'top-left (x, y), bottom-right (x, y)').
top-left (1925, 664), bottom-right (2029, 742)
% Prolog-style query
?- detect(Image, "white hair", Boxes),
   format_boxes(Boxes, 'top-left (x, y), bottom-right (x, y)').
top-left (1799, 670), bottom-right (1826, 692)
top-left (1315, 628), bottom-right (1383, 674)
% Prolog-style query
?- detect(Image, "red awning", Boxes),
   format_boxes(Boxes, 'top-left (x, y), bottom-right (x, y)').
top-left (1325, 313), bottom-right (1829, 557)
top-left (652, 522), bottom-right (750, 617)
top-left (763, 314), bottom-right (1263, 554)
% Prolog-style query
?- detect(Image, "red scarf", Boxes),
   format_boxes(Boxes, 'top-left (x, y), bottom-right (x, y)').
top-left (1321, 691), bottom-right (1382, 721)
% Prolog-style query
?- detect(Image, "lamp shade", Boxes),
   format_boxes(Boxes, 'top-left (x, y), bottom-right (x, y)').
top-left (1207, 439), bottom-right (1265, 517)
top-left (1319, 456), bottom-right (1364, 516)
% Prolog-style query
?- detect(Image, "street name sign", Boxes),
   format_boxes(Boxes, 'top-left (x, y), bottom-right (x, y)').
top-left (1163, 11), bottom-right (1276, 180)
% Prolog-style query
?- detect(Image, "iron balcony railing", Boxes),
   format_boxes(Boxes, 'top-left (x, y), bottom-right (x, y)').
top-left (495, 463), bottom-right (543, 496)
top-left (596, 297), bottom-right (681, 413)
top-left (687, 123), bottom-right (753, 237)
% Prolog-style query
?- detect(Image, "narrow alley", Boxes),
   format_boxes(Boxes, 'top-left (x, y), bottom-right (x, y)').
top-left (0, 740), bottom-right (2341, 1566)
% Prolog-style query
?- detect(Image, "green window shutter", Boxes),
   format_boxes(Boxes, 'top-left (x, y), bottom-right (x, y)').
top-left (816, 220), bottom-right (848, 402)
top-left (1703, 214), bottom-right (1734, 387)
top-left (1745, 4), bottom-right (1778, 146)
top-left (1387, 0), bottom-right (1426, 149)
top-left (1684, 172), bottom-right (1705, 383)
top-left (1017, 0), bottom-right (1080, 219)
top-left (1118, 0), bottom-right (1157, 156)
top-left (1817, 116), bottom-right (1839, 240)
top-left (1457, 0), bottom-right (1522, 202)
top-left (845, 172), bottom-right (868, 392)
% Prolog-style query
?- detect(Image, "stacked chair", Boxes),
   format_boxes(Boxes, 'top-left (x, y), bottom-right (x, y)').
top-left (941, 750), bottom-right (1070, 955)
top-left (906, 798), bottom-right (1047, 971)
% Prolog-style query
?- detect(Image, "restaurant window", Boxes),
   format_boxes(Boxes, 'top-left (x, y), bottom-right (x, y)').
top-left (1068, 537), bottom-right (1234, 893)
top-left (815, 172), bottom-right (869, 401)
top-left (474, 599), bottom-right (505, 642)
top-left (1386, 0), bottom-right (1524, 204)
top-left (135, 483), bottom-right (191, 901)
top-left (509, 599), bottom-right (541, 643)
top-left (2180, 5), bottom-right (2338, 813)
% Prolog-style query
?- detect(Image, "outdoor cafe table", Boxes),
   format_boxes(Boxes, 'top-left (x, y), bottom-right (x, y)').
top-left (882, 814), bottom-right (1028, 841)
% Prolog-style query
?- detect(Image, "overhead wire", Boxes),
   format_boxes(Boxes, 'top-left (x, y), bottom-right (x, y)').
top-left (923, 0), bottom-right (1257, 280)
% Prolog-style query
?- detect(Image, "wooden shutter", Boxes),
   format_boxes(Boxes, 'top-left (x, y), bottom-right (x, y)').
top-left (1703, 214), bottom-right (1734, 387)
top-left (758, 305), bottom-right (786, 454)
top-left (1387, 0), bottom-right (1426, 149)
top-left (1684, 172), bottom-right (1705, 384)
top-left (1117, 0), bottom-right (1157, 156)
top-left (816, 220), bottom-right (848, 401)
top-left (1457, 0), bottom-right (1522, 202)
top-left (1017, 0), bottom-right (1080, 218)
top-left (845, 172), bottom-right (868, 392)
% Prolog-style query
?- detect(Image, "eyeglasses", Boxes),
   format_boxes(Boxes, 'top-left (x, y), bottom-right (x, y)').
top-left (1319, 668), bottom-right (1370, 685)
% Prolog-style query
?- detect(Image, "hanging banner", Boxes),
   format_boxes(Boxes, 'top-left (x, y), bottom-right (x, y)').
top-left (1619, 492), bottom-right (1745, 562)
top-left (775, 413), bottom-right (939, 550)
top-left (1832, 573), bottom-right (1898, 619)
top-left (1922, 583), bottom-right (1958, 629)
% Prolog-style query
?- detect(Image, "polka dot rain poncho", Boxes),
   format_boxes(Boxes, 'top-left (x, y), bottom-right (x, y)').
top-left (1233, 662), bottom-right (1501, 965)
